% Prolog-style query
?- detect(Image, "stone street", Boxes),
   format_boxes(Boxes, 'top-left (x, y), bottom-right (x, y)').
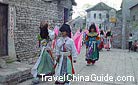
top-left (20, 46), bottom-right (138, 85)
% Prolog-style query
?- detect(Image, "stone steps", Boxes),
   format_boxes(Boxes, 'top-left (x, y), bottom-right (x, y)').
top-left (0, 62), bottom-right (33, 85)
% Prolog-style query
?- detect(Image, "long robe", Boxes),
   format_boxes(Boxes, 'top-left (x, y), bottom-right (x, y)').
top-left (31, 30), bottom-right (55, 78)
top-left (99, 35), bottom-right (104, 50)
top-left (55, 37), bottom-right (77, 83)
top-left (105, 32), bottom-right (112, 49)
top-left (85, 32), bottom-right (99, 62)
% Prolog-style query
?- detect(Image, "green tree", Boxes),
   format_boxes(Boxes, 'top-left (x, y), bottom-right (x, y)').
top-left (82, 3), bottom-right (92, 10)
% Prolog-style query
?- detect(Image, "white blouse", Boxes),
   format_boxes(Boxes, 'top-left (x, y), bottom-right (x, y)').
top-left (55, 37), bottom-right (77, 61)
top-left (48, 29), bottom-right (55, 40)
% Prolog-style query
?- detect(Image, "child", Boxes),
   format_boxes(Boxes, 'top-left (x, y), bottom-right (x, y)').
top-left (55, 24), bottom-right (77, 85)
top-left (133, 40), bottom-right (138, 52)
top-left (31, 21), bottom-right (55, 84)
top-left (85, 23), bottom-right (100, 65)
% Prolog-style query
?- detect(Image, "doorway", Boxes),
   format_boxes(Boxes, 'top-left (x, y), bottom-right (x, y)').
top-left (0, 3), bottom-right (8, 56)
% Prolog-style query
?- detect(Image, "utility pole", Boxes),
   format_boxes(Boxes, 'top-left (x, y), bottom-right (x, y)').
top-left (122, 0), bottom-right (126, 49)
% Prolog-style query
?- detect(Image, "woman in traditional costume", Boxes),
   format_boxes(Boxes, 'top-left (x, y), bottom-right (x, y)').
top-left (31, 21), bottom-right (55, 84)
top-left (55, 24), bottom-right (77, 85)
top-left (85, 23), bottom-right (100, 65)
top-left (105, 30), bottom-right (113, 51)
top-left (99, 30), bottom-right (105, 51)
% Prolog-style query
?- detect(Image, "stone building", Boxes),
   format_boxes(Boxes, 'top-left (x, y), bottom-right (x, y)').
top-left (69, 16), bottom-right (86, 34)
top-left (129, 3), bottom-right (138, 41)
top-left (111, 10), bottom-right (122, 48)
top-left (0, 0), bottom-right (76, 63)
top-left (86, 2), bottom-right (116, 30)
top-left (121, 0), bottom-right (138, 49)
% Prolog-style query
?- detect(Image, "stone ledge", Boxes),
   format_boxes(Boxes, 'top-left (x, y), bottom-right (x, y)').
top-left (0, 59), bottom-right (7, 69)
top-left (0, 62), bottom-right (33, 85)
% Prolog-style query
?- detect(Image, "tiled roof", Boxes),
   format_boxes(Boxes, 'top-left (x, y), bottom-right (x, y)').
top-left (71, 0), bottom-right (77, 6)
top-left (129, 3), bottom-right (138, 9)
top-left (57, 0), bottom-right (77, 6)
top-left (86, 2), bottom-right (113, 12)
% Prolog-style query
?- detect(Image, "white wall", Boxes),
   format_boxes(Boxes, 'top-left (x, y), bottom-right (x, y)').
top-left (86, 10), bottom-right (108, 29)
top-left (109, 9), bottom-right (116, 18)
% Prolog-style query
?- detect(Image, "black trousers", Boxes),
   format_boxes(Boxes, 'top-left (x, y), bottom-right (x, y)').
top-left (134, 46), bottom-right (137, 52)
top-left (129, 42), bottom-right (132, 50)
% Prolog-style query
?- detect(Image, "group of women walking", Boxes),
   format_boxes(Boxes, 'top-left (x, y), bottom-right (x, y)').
top-left (31, 21), bottom-right (113, 85)
top-left (99, 29), bottom-right (113, 51)
top-left (31, 21), bottom-right (77, 85)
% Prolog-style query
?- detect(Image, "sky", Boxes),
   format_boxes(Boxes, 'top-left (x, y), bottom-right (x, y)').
top-left (72, 0), bottom-right (122, 19)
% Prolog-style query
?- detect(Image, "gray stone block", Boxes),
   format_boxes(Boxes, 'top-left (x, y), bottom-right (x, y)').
top-left (0, 59), bottom-right (7, 69)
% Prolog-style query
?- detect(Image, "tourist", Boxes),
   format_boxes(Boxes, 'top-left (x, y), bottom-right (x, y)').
top-left (128, 33), bottom-right (133, 52)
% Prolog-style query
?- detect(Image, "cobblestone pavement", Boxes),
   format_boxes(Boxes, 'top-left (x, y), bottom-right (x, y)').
top-left (19, 46), bottom-right (138, 85)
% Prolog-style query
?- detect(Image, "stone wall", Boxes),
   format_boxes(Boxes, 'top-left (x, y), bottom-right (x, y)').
top-left (111, 10), bottom-right (122, 49)
top-left (12, 0), bottom-right (59, 61)
top-left (130, 5), bottom-right (138, 41)
top-left (69, 17), bottom-right (86, 34)
top-left (112, 27), bottom-right (122, 49)
top-left (58, 0), bottom-right (73, 22)
top-left (1, 0), bottom-right (73, 62)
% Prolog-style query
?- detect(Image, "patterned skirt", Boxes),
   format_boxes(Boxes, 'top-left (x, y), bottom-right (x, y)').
top-left (86, 42), bottom-right (99, 62)
top-left (55, 52), bottom-right (75, 83)
top-left (31, 47), bottom-right (55, 78)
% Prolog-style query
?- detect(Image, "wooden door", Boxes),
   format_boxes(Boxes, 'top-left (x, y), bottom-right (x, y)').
top-left (0, 3), bottom-right (8, 56)
top-left (64, 8), bottom-right (69, 23)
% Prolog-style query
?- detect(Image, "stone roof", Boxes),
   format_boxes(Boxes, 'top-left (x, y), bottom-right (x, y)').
top-left (130, 3), bottom-right (138, 10)
top-left (86, 2), bottom-right (113, 12)
top-left (117, 9), bottom-right (122, 14)
top-left (56, 0), bottom-right (77, 6)
top-left (71, 0), bottom-right (77, 6)
top-left (43, 0), bottom-right (77, 6)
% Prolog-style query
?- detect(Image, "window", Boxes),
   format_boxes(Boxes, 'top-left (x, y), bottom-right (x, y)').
top-left (106, 13), bottom-right (109, 18)
top-left (99, 13), bottom-right (102, 19)
top-left (115, 22), bottom-right (117, 27)
top-left (73, 24), bottom-right (75, 27)
top-left (94, 13), bottom-right (96, 19)
top-left (99, 24), bottom-right (101, 29)
top-left (133, 15), bottom-right (136, 21)
top-left (87, 13), bottom-right (90, 18)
